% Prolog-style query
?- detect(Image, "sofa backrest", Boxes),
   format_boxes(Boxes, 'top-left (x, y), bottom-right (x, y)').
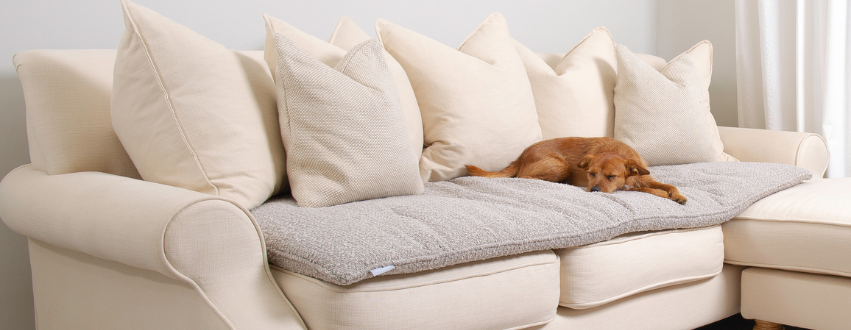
top-left (15, 50), bottom-right (139, 178)
top-left (14, 49), bottom-right (667, 178)
top-left (15, 49), bottom-right (137, 177)
top-left (14, 49), bottom-right (265, 179)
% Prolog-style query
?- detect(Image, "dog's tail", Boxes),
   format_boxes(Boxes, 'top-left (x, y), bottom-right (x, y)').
top-left (465, 162), bottom-right (519, 178)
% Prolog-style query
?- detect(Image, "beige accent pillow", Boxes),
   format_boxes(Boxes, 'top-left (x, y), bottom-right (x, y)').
top-left (263, 15), bottom-right (424, 163)
top-left (266, 21), bottom-right (423, 207)
top-left (329, 17), bottom-right (424, 163)
top-left (614, 42), bottom-right (736, 166)
top-left (376, 13), bottom-right (542, 181)
top-left (111, 0), bottom-right (285, 209)
top-left (515, 27), bottom-right (617, 139)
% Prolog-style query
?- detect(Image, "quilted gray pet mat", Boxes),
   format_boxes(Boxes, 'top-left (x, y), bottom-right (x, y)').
top-left (252, 162), bottom-right (811, 285)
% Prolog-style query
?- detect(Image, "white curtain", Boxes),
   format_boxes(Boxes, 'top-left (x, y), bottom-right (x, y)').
top-left (735, 0), bottom-right (851, 178)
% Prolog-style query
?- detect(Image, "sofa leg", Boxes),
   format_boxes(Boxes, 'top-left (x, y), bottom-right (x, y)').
top-left (753, 319), bottom-right (784, 330)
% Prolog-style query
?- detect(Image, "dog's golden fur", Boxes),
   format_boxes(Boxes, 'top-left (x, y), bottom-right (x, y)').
top-left (465, 137), bottom-right (687, 204)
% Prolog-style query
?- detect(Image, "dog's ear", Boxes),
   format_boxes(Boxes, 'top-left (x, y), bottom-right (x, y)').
top-left (625, 160), bottom-right (650, 176)
top-left (578, 155), bottom-right (594, 169)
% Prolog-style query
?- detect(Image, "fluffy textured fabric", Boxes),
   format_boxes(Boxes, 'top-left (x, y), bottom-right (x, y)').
top-left (252, 162), bottom-right (810, 285)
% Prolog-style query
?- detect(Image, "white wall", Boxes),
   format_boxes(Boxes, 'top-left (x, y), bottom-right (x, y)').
top-left (0, 1), bottom-right (662, 328)
top-left (656, 0), bottom-right (738, 127)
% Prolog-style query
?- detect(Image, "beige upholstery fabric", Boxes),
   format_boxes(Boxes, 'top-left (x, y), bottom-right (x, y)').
top-left (328, 17), bottom-right (424, 159)
top-left (266, 23), bottom-right (422, 207)
top-left (536, 264), bottom-right (744, 330)
top-left (0, 166), bottom-right (305, 329)
top-left (111, 0), bottom-right (285, 209)
top-left (165, 200), bottom-right (307, 329)
top-left (28, 238), bottom-right (231, 330)
top-left (0, 165), bottom-right (211, 275)
top-left (614, 42), bottom-right (734, 166)
top-left (742, 268), bottom-right (851, 330)
top-left (272, 250), bottom-right (559, 330)
top-left (516, 27), bottom-right (617, 139)
top-left (376, 13), bottom-right (542, 181)
top-left (13, 50), bottom-right (139, 178)
top-left (718, 126), bottom-right (829, 177)
top-left (724, 178), bottom-right (851, 277)
top-left (555, 226), bottom-right (723, 309)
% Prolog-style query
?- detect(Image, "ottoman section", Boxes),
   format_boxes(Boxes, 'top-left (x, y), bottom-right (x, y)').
top-left (554, 225), bottom-right (724, 309)
top-left (271, 250), bottom-right (560, 330)
top-left (741, 268), bottom-right (851, 330)
top-left (723, 178), bottom-right (851, 277)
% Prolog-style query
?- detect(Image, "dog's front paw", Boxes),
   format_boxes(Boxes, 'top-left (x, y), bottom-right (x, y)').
top-left (670, 193), bottom-right (687, 205)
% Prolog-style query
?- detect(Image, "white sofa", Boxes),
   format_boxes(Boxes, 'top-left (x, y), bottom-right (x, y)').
top-left (3, 2), bottom-right (851, 327)
top-left (2, 46), bottom-right (849, 330)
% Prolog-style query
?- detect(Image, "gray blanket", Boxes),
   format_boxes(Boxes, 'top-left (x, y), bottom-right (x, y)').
top-left (252, 162), bottom-right (811, 285)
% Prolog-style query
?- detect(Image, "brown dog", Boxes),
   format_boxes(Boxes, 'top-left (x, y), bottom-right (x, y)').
top-left (465, 137), bottom-right (687, 204)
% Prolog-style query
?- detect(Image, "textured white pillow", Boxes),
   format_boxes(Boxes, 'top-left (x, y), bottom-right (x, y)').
top-left (328, 17), bottom-right (424, 163)
top-left (266, 20), bottom-right (423, 207)
top-left (376, 13), bottom-right (542, 181)
top-left (111, 0), bottom-right (285, 209)
top-left (515, 27), bottom-right (617, 139)
top-left (613, 42), bottom-right (736, 166)
top-left (263, 15), bottom-right (424, 163)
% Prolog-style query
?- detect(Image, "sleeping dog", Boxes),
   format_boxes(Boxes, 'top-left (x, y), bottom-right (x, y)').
top-left (466, 137), bottom-right (687, 204)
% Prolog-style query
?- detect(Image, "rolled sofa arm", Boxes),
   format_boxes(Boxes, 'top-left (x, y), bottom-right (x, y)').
top-left (718, 126), bottom-right (829, 178)
top-left (0, 165), bottom-right (305, 330)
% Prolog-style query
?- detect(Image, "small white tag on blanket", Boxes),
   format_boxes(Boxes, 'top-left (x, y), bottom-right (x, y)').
top-left (369, 265), bottom-right (395, 276)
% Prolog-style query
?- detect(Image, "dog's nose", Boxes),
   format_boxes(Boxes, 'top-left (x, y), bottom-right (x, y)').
top-left (590, 186), bottom-right (601, 192)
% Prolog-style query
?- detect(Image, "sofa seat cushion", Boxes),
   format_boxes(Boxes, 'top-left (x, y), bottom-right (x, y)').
top-left (270, 250), bottom-right (559, 330)
top-left (723, 178), bottom-right (851, 277)
top-left (555, 225), bottom-right (723, 309)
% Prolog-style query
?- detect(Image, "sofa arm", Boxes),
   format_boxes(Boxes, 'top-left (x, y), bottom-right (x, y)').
top-left (0, 165), bottom-right (305, 330)
top-left (718, 126), bottom-right (829, 177)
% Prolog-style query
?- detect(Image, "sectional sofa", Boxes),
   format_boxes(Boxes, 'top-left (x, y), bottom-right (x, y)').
top-left (1, 1), bottom-right (849, 329)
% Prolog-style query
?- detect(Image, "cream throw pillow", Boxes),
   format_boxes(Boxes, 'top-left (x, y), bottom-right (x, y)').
top-left (376, 13), bottom-right (542, 181)
top-left (328, 16), bottom-right (373, 49)
top-left (263, 15), bottom-right (424, 163)
top-left (515, 27), bottom-right (617, 139)
top-left (111, 0), bottom-right (285, 209)
top-left (266, 25), bottom-right (423, 207)
top-left (614, 42), bottom-right (736, 166)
